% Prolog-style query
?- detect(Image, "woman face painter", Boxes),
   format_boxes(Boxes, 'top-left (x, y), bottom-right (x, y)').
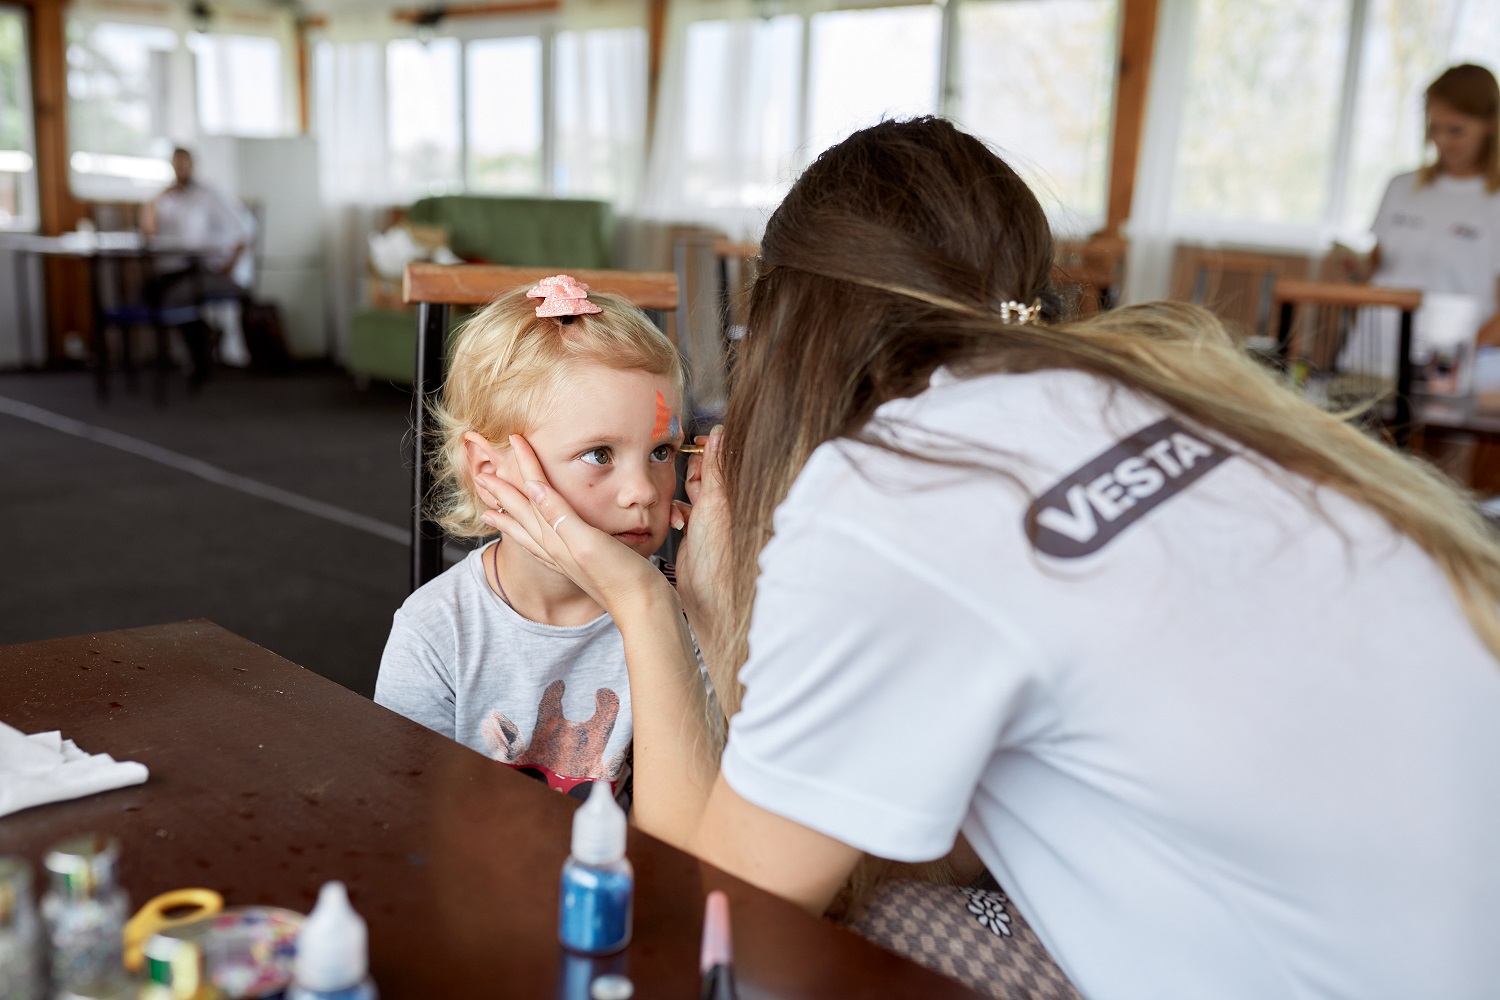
top-left (489, 117), bottom-right (1500, 1000)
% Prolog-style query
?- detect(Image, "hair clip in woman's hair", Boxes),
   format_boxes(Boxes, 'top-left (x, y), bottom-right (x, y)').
top-left (998, 299), bottom-right (1043, 326)
top-left (527, 274), bottom-right (603, 319)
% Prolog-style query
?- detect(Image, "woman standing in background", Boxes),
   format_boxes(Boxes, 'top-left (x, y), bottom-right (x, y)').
top-left (1367, 64), bottom-right (1500, 347)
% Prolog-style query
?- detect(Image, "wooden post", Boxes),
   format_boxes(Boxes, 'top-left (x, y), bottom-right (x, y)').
top-left (296, 20), bottom-right (311, 135)
top-left (645, 0), bottom-right (668, 150)
top-left (1101, 0), bottom-right (1160, 241)
top-left (30, 0), bottom-right (79, 237)
top-left (29, 0), bottom-right (91, 360)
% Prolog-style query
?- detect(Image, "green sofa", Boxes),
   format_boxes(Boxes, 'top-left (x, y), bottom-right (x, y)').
top-left (346, 196), bottom-right (614, 385)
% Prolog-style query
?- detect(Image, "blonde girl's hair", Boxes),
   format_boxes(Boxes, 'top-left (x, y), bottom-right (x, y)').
top-left (429, 286), bottom-right (685, 539)
top-left (714, 118), bottom-right (1500, 913)
top-left (1419, 63), bottom-right (1500, 193)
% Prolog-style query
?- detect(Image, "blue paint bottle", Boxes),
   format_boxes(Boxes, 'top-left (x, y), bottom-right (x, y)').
top-left (558, 782), bottom-right (633, 955)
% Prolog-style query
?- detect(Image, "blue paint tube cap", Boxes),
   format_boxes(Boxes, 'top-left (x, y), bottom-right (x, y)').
top-left (572, 781), bottom-right (627, 866)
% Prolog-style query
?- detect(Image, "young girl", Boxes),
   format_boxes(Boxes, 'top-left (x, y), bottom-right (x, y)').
top-left (374, 275), bottom-right (687, 803)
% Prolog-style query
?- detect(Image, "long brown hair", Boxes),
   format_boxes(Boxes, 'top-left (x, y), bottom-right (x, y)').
top-left (709, 117), bottom-right (1500, 909)
top-left (1419, 63), bottom-right (1500, 193)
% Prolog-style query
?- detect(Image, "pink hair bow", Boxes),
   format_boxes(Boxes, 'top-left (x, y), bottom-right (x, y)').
top-left (527, 274), bottom-right (603, 318)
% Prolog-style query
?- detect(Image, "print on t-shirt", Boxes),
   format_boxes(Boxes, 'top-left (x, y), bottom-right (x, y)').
top-left (1025, 417), bottom-right (1228, 558)
top-left (481, 678), bottom-right (628, 799)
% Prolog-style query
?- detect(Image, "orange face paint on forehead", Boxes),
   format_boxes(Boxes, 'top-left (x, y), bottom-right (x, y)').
top-left (652, 390), bottom-right (680, 440)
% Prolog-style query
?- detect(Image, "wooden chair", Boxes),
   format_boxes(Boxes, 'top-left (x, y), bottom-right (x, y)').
top-left (1054, 235), bottom-right (1125, 315)
top-left (402, 263), bottom-right (679, 590)
top-left (1269, 278), bottom-right (1423, 448)
top-left (709, 238), bottom-right (760, 348)
top-left (670, 233), bottom-right (754, 425)
top-left (1171, 245), bottom-right (1318, 344)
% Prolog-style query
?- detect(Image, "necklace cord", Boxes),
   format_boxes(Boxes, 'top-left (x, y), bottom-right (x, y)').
top-left (490, 540), bottom-right (514, 609)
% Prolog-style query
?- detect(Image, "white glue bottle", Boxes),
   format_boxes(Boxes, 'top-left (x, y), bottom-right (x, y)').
top-left (287, 882), bottom-right (378, 1000)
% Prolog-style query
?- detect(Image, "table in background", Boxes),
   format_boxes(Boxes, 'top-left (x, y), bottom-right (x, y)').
top-left (1414, 394), bottom-right (1500, 439)
top-left (0, 621), bottom-right (981, 999)
top-left (2, 232), bottom-right (211, 401)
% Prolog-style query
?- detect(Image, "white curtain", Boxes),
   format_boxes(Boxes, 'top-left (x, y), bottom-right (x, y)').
top-left (556, 0), bottom-right (649, 211)
top-left (309, 18), bottom-right (398, 361)
top-left (1121, 0), bottom-right (1195, 304)
top-left (640, 0), bottom-right (833, 244)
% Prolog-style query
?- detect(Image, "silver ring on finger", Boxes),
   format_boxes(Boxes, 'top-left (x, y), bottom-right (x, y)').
top-left (551, 514), bottom-right (568, 531)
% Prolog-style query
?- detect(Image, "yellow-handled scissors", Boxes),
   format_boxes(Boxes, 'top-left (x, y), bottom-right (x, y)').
top-left (123, 887), bottom-right (225, 972)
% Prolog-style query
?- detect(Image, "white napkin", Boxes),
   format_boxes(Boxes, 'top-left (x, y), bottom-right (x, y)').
top-left (0, 721), bottom-right (149, 818)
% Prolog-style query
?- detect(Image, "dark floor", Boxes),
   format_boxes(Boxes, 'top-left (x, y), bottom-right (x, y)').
top-left (0, 365), bottom-right (419, 697)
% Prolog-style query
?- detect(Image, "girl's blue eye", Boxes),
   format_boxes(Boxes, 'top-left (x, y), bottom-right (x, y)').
top-left (650, 445), bottom-right (673, 463)
top-left (581, 447), bottom-right (612, 466)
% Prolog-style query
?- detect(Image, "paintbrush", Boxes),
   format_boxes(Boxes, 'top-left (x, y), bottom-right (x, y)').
top-left (700, 890), bottom-right (736, 1000)
top-left (678, 443), bottom-right (705, 454)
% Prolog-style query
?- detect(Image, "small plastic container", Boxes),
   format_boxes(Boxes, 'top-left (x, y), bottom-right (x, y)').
top-left (141, 931), bottom-right (223, 1000)
top-left (285, 882), bottom-right (377, 1000)
top-left (0, 856), bottom-right (44, 1000)
top-left (41, 834), bottom-right (130, 995)
top-left (557, 781), bottom-right (634, 955)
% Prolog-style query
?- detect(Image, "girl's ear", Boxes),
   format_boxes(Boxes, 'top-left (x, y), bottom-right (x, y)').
top-left (464, 431), bottom-right (523, 488)
top-left (462, 431), bottom-right (500, 484)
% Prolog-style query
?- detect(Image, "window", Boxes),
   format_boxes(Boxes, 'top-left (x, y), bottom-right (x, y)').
top-left (67, 20), bottom-right (178, 199)
top-left (680, 15), bottom-right (803, 209)
top-left (66, 15), bottom-right (295, 199)
top-left (316, 24), bottom-right (650, 204)
top-left (387, 37), bottom-right (462, 195)
top-left (806, 6), bottom-right (941, 158)
top-left (667, 4), bottom-right (954, 222)
top-left (191, 33), bottom-right (285, 138)
top-left (1173, 1), bottom-right (1350, 230)
top-left (954, 0), bottom-right (1118, 232)
top-left (466, 35), bottom-right (543, 193)
top-left (554, 26), bottom-right (647, 201)
top-left (658, 1), bottom-right (1118, 231)
top-left (0, 5), bottom-right (37, 229)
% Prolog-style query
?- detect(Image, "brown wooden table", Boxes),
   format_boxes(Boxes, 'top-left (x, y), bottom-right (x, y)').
top-left (1416, 395), bottom-right (1500, 439)
top-left (4, 232), bottom-right (215, 402)
top-left (0, 621), bottom-right (981, 999)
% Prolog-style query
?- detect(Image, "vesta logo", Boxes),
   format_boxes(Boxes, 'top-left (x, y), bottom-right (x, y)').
top-left (1024, 417), bottom-right (1228, 558)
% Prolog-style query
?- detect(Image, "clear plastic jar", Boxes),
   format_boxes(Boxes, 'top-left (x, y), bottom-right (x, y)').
top-left (0, 856), bottom-right (44, 1000)
top-left (41, 834), bottom-right (130, 995)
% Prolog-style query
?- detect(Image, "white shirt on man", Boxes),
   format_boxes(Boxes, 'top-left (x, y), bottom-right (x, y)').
top-left (152, 180), bottom-right (253, 273)
top-left (721, 367), bottom-right (1500, 1000)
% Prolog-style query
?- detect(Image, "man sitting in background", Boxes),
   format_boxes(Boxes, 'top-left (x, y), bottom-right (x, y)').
top-left (140, 147), bottom-right (254, 384)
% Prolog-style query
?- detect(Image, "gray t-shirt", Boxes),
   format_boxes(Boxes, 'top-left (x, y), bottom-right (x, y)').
top-left (375, 544), bottom-right (634, 799)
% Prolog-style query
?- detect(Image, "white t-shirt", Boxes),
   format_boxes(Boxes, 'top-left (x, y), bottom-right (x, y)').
top-left (375, 545), bottom-right (636, 800)
top-left (721, 369), bottom-right (1500, 1000)
top-left (1373, 169), bottom-right (1500, 326)
top-left (152, 181), bottom-right (254, 272)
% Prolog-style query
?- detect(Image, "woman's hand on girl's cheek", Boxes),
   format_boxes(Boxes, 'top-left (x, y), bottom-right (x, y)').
top-left (494, 434), bottom-right (671, 615)
top-left (476, 473), bottom-right (563, 574)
